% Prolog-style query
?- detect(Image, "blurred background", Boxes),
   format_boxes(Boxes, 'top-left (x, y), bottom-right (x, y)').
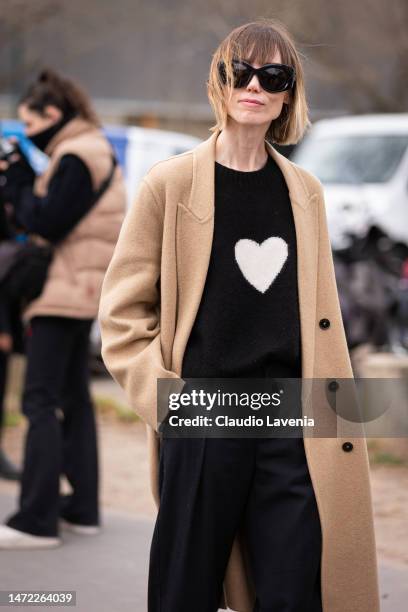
top-left (0, 1), bottom-right (407, 610)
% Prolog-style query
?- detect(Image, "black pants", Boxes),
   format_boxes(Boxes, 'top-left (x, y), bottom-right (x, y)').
top-left (6, 316), bottom-right (99, 537)
top-left (148, 436), bottom-right (322, 612)
top-left (0, 350), bottom-right (8, 441)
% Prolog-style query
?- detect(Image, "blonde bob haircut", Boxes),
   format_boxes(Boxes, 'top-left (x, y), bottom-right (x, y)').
top-left (207, 19), bottom-right (310, 145)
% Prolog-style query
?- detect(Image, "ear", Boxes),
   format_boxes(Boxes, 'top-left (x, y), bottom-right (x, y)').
top-left (44, 105), bottom-right (63, 122)
top-left (282, 91), bottom-right (290, 105)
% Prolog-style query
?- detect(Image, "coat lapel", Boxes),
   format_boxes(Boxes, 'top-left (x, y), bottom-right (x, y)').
top-left (174, 130), bottom-right (319, 382)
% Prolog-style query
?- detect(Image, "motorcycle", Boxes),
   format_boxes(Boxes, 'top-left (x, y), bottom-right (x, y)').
top-left (333, 225), bottom-right (408, 353)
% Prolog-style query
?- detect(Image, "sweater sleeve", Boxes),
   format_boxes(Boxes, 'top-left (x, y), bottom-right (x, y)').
top-left (0, 196), bottom-right (11, 240)
top-left (13, 154), bottom-right (94, 243)
top-left (98, 177), bottom-right (185, 432)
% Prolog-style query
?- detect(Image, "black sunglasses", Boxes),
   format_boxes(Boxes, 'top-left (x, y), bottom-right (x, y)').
top-left (218, 59), bottom-right (296, 94)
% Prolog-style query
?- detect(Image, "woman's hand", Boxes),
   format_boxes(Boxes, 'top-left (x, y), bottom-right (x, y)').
top-left (0, 333), bottom-right (13, 353)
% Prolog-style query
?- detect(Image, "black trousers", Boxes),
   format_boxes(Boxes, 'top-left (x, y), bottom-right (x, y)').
top-left (0, 350), bottom-right (8, 440)
top-left (6, 315), bottom-right (99, 537)
top-left (148, 436), bottom-right (322, 612)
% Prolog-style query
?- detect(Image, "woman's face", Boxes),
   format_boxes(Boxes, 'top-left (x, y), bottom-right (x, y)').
top-left (18, 103), bottom-right (63, 137)
top-left (224, 49), bottom-right (290, 131)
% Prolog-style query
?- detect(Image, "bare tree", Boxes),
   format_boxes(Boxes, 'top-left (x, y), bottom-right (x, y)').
top-left (1, 0), bottom-right (406, 114)
top-left (157, 0), bottom-right (408, 113)
top-left (288, 0), bottom-right (408, 112)
top-left (0, 0), bottom-right (60, 89)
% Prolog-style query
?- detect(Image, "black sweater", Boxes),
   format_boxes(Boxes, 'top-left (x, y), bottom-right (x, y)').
top-left (5, 154), bottom-right (94, 244)
top-left (181, 153), bottom-right (302, 380)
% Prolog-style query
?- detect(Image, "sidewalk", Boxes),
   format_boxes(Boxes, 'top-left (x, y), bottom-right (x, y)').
top-left (0, 494), bottom-right (407, 611)
top-left (0, 493), bottom-right (150, 612)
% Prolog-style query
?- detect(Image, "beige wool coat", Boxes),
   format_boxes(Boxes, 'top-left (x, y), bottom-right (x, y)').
top-left (98, 129), bottom-right (381, 612)
top-left (22, 117), bottom-right (126, 323)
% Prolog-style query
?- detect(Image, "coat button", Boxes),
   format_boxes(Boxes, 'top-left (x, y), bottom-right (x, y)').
top-left (328, 380), bottom-right (339, 392)
top-left (342, 442), bottom-right (353, 452)
top-left (319, 318), bottom-right (330, 329)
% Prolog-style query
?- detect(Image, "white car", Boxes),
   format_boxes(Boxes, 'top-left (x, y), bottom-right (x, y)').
top-left (291, 114), bottom-right (408, 249)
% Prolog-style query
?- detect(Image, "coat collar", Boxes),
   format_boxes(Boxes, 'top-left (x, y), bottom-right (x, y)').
top-left (187, 129), bottom-right (313, 221)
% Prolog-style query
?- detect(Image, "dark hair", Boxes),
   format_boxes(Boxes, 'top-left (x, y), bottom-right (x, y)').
top-left (19, 69), bottom-right (100, 126)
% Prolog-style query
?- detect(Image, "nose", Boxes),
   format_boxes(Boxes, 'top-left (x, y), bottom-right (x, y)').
top-left (246, 74), bottom-right (261, 92)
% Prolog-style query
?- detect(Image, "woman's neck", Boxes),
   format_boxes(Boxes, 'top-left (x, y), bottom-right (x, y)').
top-left (214, 124), bottom-right (269, 172)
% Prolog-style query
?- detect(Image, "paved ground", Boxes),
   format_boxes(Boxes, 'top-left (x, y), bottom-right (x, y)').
top-left (0, 493), bottom-right (151, 612)
top-left (1, 494), bottom-right (407, 611)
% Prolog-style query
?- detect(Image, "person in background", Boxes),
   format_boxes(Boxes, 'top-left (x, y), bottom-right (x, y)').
top-left (0, 69), bottom-right (126, 548)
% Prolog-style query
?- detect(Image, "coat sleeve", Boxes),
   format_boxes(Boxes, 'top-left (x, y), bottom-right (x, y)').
top-left (97, 177), bottom-right (185, 432)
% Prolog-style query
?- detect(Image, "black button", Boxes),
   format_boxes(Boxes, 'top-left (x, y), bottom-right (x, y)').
top-left (328, 380), bottom-right (339, 392)
top-left (319, 318), bottom-right (330, 329)
top-left (342, 442), bottom-right (353, 452)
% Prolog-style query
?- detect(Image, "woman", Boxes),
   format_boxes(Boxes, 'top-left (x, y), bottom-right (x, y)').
top-left (98, 20), bottom-right (380, 612)
top-left (0, 69), bottom-right (126, 548)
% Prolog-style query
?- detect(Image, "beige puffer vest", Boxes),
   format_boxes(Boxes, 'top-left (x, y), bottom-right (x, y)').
top-left (22, 117), bottom-right (126, 323)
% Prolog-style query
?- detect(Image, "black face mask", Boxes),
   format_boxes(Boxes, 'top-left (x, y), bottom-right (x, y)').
top-left (28, 112), bottom-right (76, 152)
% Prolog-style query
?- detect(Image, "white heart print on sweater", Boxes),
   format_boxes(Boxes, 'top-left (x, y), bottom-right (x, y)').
top-left (234, 237), bottom-right (288, 293)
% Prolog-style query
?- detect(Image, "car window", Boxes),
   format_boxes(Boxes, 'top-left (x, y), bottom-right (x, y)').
top-left (293, 134), bottom-right (408, 184)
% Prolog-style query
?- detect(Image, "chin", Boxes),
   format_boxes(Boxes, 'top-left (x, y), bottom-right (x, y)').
top-left (232, 108), bottom-right (281, 126)
top-left (235, 114), bottom-right (272, 128)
